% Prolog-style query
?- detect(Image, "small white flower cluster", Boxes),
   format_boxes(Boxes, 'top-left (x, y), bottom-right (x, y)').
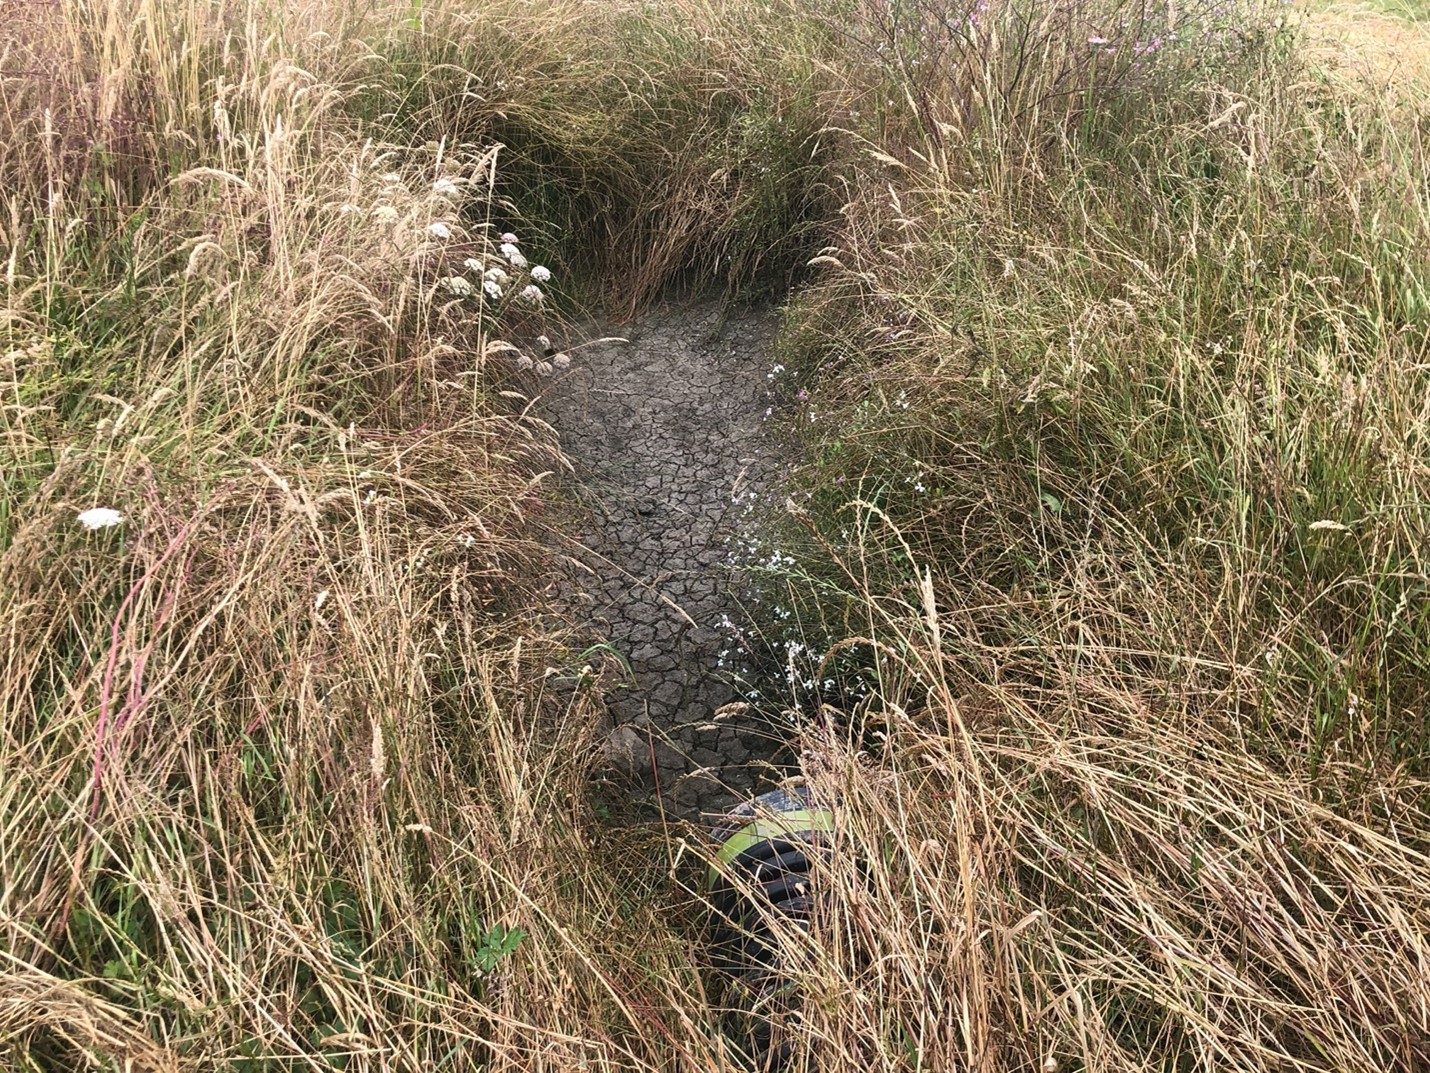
top-left (77, 507), bottom-right (123, 530)
top-left (367, 167), bottom-right (466, 241)
top-left (418, 227), bottom-right (568, 377)
top-left (514, 352), bottom-right (571, 377)
top-left (510, 334), bottom-right (573, 378)
top-left (437, 231), bottom-right (553, 307)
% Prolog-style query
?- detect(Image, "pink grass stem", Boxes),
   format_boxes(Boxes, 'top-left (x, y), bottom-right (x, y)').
top-left (90, 521), bottom-right (195, 817)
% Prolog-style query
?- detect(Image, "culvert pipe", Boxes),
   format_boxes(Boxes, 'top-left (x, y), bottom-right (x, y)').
top-left (706, 786), bottom-right (835, 1071)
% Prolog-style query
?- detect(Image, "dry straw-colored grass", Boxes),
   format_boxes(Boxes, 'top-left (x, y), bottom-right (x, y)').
top-left (748, 1), bottom-right (1430, 1068)
top-left (716, 525), bottom-right (1430, 1069)
top-left (3, 0), bottom-right (1430, 1070)
top-left (1, 0), bottom-right (716, 1069)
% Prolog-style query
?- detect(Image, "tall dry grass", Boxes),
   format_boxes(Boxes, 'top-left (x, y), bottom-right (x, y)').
top-left (749, 1), bottom-right (1430, 1068)
top-left (0, 1), bottom-right (721, 1069)
top-left (713, 518), bottom-right (1430, 1070)
top-left (783, 0), bottom-right (1430, 769)
top-left (3, 0), bottom-right (1430, 1070)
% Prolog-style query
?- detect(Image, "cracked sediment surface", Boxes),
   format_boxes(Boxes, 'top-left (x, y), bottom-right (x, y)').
top-left (540, 301), bottom-right (790, 821)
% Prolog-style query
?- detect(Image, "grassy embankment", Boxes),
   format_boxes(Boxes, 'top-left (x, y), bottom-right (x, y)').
top-left (3, 0), bottom-right (1429, 1070)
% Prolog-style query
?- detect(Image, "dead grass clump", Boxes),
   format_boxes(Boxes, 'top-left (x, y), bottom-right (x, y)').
top-left (780, 2), bottom-right (1430, 770)
top-left (749, 696), bottom-right (1430, 1071)
top-left (737, 4), bottom-right (1430, 1067)
top-left (370, 0), bottom-right (851, 309)
top-left (1, 1), bottom-right (715, 1069)
top-left (698, 529), bottom-right (1430, 1071)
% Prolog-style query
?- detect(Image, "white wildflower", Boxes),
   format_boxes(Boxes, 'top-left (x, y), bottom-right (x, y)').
top-left (535, 360), bottom-right (553, 376)
top-left (427, 221), bottom-right (452, 240)
top-left (483, 279), bottom-right (503, 299)
top-left (372, 206), bottom-right (399, 224)
top-left (520, 284), bottom-right (543, 303)
top-left (77, 507), bottom-right (123, 530)
top-left (500, 243), bottom-right (528, 267)
top-left (500, 232), bottom-right (518, 244)
top-left (382, 171), bottom-right (402, 182)
top-left (537, 334), bottom-right (552, 350)
top-left (432, 177), bottom-right (458, 195)
top-left (530, 265), bottom-right (551, 283)
top-left (484, 266), bottom-right (509, 284)
top-left (444, 275), bottom-right (473, 297)
top-left (552, 353), bottom-right (571, 370)
top-left (463, 257), bottom-right (484, 273)
top-left (515, 355), bottom-right (534, 370)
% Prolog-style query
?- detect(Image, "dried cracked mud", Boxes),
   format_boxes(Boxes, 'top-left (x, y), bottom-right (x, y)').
top-left (539, 301), bottom-right (792, 821)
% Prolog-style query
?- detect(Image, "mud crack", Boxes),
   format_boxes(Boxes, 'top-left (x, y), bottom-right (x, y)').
top-left (539, 301), bottom-right (792, 820)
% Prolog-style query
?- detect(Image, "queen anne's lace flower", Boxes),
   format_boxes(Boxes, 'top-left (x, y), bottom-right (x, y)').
top-left (500, 243), bottom-right (528, 268)
top-left (530, 265), bottom-right (551, 283)
top-left (77, 507), bottom-right (123, 530)
top-left (432, 177), bottom-right (458, 195)
top-left (552, 353), bottom-right (571, 370)
top-left (520, 284), bottom-right (543, 303)
top-left (500, 232), bottom-right (518, 244)
top-left (516, 355), bottom-right (534, 370)
top-left (463, 258), bottom-right (484, 273)
top-left (484, 266), bottom-right (509, 285)
top-left (373, 206), bottom-right (399, 224)
top-left (483, 279), bottom-right (503, 299)
top-left (444, 276), bottom-right (473, 297)
top-left (427, 221), bottom-right (452, 240)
